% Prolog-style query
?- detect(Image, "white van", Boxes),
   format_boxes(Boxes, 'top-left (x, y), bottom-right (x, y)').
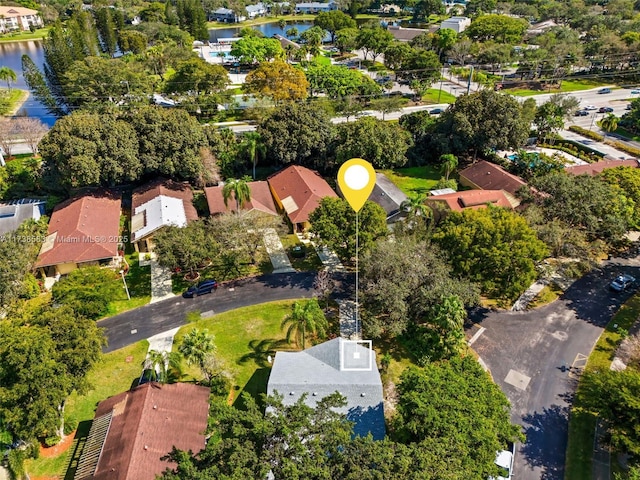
top-left (491, 448), bottom-right (514, 479)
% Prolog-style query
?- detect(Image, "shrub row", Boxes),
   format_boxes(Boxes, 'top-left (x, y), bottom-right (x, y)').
top-left (568, 125), bottom-right (604, 142)
top-left (604, 139), bottom-right (640, 158)
top-left (538, 141), bottom-right (602, 163)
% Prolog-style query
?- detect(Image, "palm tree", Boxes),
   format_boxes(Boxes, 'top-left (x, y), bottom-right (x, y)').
top-left (598, 113), bottom-right (619, 140)
top-left (278, 19), bottom-right (286, 32)
top-left (241, 132), bottom-right (266, 179)
top-left (281, 298), bottom-right (327, 349)
top-left (439, 154), bottom-right (458, 181)
top-left (286, 27), bottom-right (298, 39)
top-left (0, 66), bottom-right (17, 92)
top-left (401, 193), bottom-right (431, 219)
top-left (144, 349), bottom-right (183, 383)
top-left (222, 176), bottom-right (252, 212)
top-left (178, 328), bottom-right (216, 378)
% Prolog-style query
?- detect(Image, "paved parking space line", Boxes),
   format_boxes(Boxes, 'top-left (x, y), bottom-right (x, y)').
top-left (468, 326), bottom-right (486, 346)
top-left (570, 353), bottom-right (588, 379)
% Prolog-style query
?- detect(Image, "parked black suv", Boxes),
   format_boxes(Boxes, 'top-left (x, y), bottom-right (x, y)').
top-left (183, 279), bottom-right (218, 298)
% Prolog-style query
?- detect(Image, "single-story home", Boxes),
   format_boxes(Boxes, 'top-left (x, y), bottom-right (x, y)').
top-left (0, 6), bottom-right (43, 33)
top-left (74, 382), bottom-right (210, 480)
top-left (0, 198), bottom-right (45, 236)
top-left (337, 173), bottom-right (407, 223)
top-left (439, 16), bottom-right (471, 33)
top-left (565, 158), bottom-right (639, 176)
top-left (526, 19), bottom-right (558, 37)
top-left (273, 34), bottom-right (302, 51)
top-left (131, 180), bottom-right (199, 253)
top-left (204, 180), bottom-right (278, 216)
top-left (267, 338), bottom-right (385, 440)
top-left (387, 25), bottom-right (435, 42)
top-left (458, 160), bottom-right (527, 208)
top-left (268, 165), bottom-right (338, 232)
top-left (426, 189), bottom-right (513, 221)
top-left (295, 1), bottom-right (337, 14)
top-left (35, 191), bottom-right (122, 277)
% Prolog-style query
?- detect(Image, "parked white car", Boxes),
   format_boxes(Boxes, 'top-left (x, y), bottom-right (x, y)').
top-left (490, 448), bottom-right (514, 480)
top-left (583, 105), bottom-right (597, 110)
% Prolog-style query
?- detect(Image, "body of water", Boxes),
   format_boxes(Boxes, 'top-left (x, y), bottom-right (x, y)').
top-left (209, 21), bottom-right (331, 43)
top-left (0, 40), bottom-right (56, 126)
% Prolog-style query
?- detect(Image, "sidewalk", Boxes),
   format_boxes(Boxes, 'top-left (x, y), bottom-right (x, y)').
top-left (263, 228), bottom-right (295, 274)
top-left (338, 300), bottom-right (361, 340)
top-left (150, 258), bottom-right (175, 303)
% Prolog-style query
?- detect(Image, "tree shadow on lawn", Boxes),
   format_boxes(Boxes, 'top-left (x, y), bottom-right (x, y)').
top-left (63, 420), bottom-right (92, 480)
top-left (234, 367), bottom-right (271, 411)
top-left (238, 338), bottom-right (290, 368)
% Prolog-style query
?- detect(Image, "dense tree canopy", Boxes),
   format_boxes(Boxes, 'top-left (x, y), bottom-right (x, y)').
top-left (244, 60), bottom-right (309, 104)
top-left (309, 198), bottom-right (388, 262)
top-left (393, 356), bottom-right (524, 478)
top-left (305, 63), bottom-right (381, 98)
top-left (257, 103), bottom-right (336, 169)
top-left (601, 167), bottom-right (640, 228)
top-left (314, 10), bottom-right (357, 43)
top-left (432, 90), bottom-right (529, 158)
top-left (432, 206), bottom-right (548, 300)
top-left (525, 172), bottom-right (635, 242)
top-left (335, 117), bottom-right (413, 169)
top-left (360, 236), bottom-right (479, 338)
top-left (230, 36), bottom-right (284, 64)
top-left (465, 14), bottom-right (528, 43)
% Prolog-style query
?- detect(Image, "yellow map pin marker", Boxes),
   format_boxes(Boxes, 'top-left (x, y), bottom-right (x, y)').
top-left (338, 158), bottom-right (376, 212)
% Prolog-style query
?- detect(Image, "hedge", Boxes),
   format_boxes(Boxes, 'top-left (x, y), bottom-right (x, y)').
top-left (604, 139), bottom-right (640, 158)
top-left (568, 125), bottom-right (604, 142)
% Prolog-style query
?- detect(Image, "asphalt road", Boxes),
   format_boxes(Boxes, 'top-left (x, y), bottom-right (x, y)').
top-left (99, 272), bottom-right (317, 353)
top-left (469, 252), bottom-right (640, 480)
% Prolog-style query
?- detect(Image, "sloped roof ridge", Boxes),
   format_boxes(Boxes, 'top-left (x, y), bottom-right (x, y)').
top-left (124, 384), bottom-right (155, 478)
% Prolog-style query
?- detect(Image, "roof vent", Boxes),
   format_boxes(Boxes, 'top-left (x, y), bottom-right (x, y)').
top-left (360, 393), bottom-right (366, 397)
top-left (144, 445), bottom-right (148, 450)
top-left (312, 392), bottom-right (317, 396)
top-left (289, 391), bottom-right (295, 395)
top-left (153, 405), bottom-right (157, 409)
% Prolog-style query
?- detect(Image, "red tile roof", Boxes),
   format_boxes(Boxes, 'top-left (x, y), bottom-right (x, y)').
top-left (459, 160), bottom-right (527, 196)
top-left (204, 181), bottom-right (278, 216)
top-left (565, 159), bottom-right (639, 176)
top-left (35, 192), bottom-right (121, 268)
top-left (132, 179), bottom-right (198, 221)
top-left (267, 165), bottom-right (338, 224)
top-left (88, 383), bottom-right (210, 480)
top-left (427, 189), bottom-right (513, 212)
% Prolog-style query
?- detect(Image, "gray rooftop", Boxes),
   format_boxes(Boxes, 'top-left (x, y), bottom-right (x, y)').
top-left (369, 173), bottom-right (408, 221)
top-left (267, 338), bottom-right (385, 440)
top-left (0, 198), bottom-right (45, 236)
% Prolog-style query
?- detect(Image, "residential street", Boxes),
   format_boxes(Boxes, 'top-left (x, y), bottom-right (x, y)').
top-left (99, 272), bottom-right (316, 352)
top-left (469, 252), bottom-right (640, 480)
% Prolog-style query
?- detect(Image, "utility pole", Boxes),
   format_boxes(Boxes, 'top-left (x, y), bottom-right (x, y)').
top-left (466, 65), bottom-right (474, 95)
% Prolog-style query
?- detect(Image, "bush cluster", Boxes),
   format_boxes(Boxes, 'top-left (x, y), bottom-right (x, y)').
top-left (568, 125), bottom-right (604, 142)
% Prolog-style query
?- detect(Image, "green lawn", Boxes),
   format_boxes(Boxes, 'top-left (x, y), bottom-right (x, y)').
top-left (378, 166), bottom-right (443, 196)
top-left (0, 88), bottom-right (28, 115)
top-left (615, 126), bottom-right (640, 142)
top-left (173, 301), bottom-right (306, 405)
top-left (25, 341), bottom-right (149, 478)
top-left (0, 27), bottom-right (49, 42)
top-left (507, 79), bottom-right (609, 97)
top-left (565, 293), bottom-right (640, 480)
top-left (105, 256), bottom-right (151, 316)
top-left (527, 283), bottom-right (563, 309)
top-left (423, 88), bottom-right (456, 104)
top-left (280, 234), bottom-right (323, 271)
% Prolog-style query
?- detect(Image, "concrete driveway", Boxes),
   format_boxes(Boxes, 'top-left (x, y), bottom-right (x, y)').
top-left (469, 253), bottom-right (640, 480)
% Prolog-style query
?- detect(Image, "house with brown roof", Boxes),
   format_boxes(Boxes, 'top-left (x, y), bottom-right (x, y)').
top-left (565, 158), bottom-right (639, 176)
top-left (204, 181), bottom-right (278, 216)
top-left (427, 189), bottom-right (513, 221)
top-left (267, 165), bottom-right (338, 232)
top-left (74, 382), bottom-right (210, 480)
top-left (35, 192), bottom-right (122, 277)
top-left (458, 160), bottom-right (527, 208)
top-left (131, 180), bottom-right (199, 252)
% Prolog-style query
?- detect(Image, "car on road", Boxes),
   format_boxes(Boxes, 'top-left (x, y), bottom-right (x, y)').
top-left (584, 105), bottom-right (597, 110)
top-left (610, 274), bottom-right (636, 292)
top-left (632, 89), bottom-right (640, 94)
top-left (598, 88), bottom-right (612, 94)
top-left (598, 106), bottom-right (614, 113)
top-left (490, 448), bottom-right (514, 480)
top-left (430, 108), bottom-right (444, 115)
top-left (183, 279), bottom-right (218, 298)
top-left (574, 110), bottom-right (589, 116)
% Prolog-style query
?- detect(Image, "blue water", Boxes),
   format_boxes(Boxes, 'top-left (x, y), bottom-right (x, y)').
top-left (0, 40), bottom-right (56, 126)
top-left (209, 21), bottom-right (331, 43)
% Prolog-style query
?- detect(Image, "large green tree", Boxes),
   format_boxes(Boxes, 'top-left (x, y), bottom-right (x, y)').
top-left (465, 14), bottom-right (528, 43)
top-left (525, 171), bottom-right (635, 242)
top-left (257, 103), bottom-right (336, 169)
top-left (314, 10), bottom-right (356, 43)
top-left (432, 205), bottom-right (548, 300)
top-left (305, 63), bottom-right (381, 98)
top-left (244, 60), bottom-right (309, 104)
top-left (393, 356), bottom-right (524, 478)
top-left (356, 26), bottom-right (394, 62)
top-left (230, 36), bottom-right (284, 64)
top-left (335, 117), bottom-right (413, 169)
top-left (602, 167), bottom-right (640, 228)
top-left (309, 198), bottom-right (388, 262)
top-left (360, 236), bottom-right (479, 338)
top-left (153, 220), bottom-right (216, 278)
top-left (433, 89), bottom-right (529, 158)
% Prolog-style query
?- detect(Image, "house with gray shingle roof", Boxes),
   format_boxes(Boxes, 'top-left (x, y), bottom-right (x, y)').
top-left (0, 198), bottom-right (45, 236)
top-left (267, 338), bottom-right (385, 440)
